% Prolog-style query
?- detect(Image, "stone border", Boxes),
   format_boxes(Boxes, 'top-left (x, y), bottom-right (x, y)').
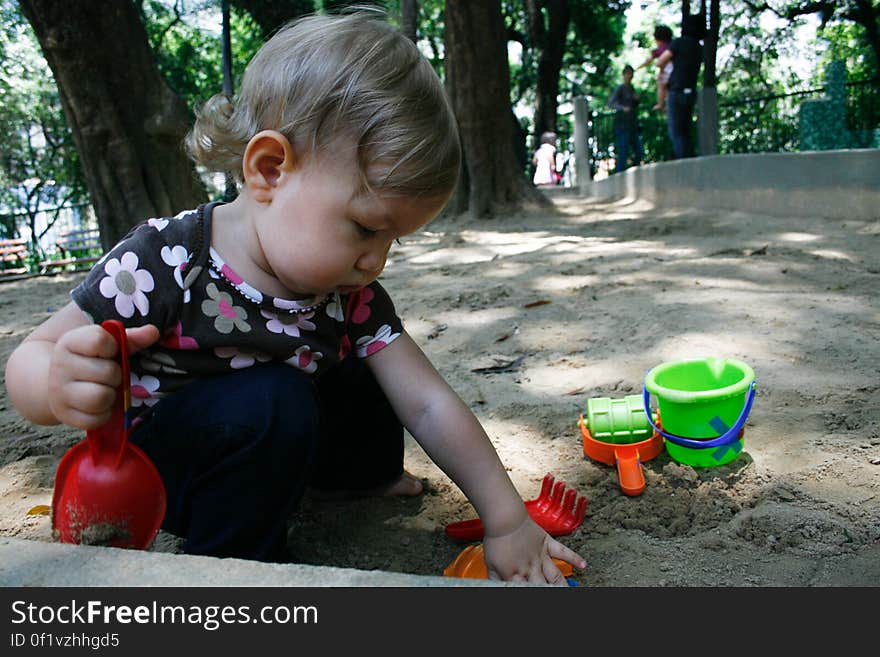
top-left (580, 149), bottom-right (880, 221)
top-left (0, 537), bottom-right (518, 587)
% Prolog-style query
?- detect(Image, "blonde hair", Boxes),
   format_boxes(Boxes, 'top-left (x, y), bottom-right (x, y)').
top-left (186, 11), bottom-right (460, 197)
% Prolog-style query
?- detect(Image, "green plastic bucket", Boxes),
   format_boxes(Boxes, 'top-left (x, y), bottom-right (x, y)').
top-left (584, 395), bottom-right (651, 444)
top-left (644, 358), bottom-right (755, 439)
top-left (643, 358), bottom-right (756, 468)
top-left (664, 432), bottom-right (745, 467)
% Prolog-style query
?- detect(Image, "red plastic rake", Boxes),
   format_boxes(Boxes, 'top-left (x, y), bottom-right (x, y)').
top-left (444, 473), bottom-right (587, 542)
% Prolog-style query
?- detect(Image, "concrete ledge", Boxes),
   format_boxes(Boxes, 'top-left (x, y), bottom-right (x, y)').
top-left (581, 149), bottom-right (880, 220)
top-left (0, 537), bottom-right (511, 587)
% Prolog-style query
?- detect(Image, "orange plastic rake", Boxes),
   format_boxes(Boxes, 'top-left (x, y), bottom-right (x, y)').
top-left (444, 473), bottom-right (587, 542)
top-left (443, 544), bottom-right (574, 580)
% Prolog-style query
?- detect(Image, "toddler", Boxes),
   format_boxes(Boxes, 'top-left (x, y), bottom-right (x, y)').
top-left (4, 12), bottom-right (584, 584)
top-left (638, 25), bottom-right (674, 111)
top-left (532, 131), bottom-right (558, 186)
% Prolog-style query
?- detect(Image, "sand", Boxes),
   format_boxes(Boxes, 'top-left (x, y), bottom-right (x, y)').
top-left (1, 190), bottom-right (878, 586)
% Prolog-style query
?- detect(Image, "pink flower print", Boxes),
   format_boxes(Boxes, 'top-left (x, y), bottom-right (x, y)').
top-left (285, 345), bottom-right (322, 374)
top-left (130, 373), bottom-right (160, 407)
top-left (215, 346), bottom-right (271, 370)
top-left (338, 334), bottom-right (352, 360)
top-left (98, 251), bottom-right (155, 318)
top-left (160, 245), bottom-right (192, 303)
top-left (325, 293), bottom-right (344, 321)
top-left (147, 217), bottom-right (169, 231)
top-left (209, 247), bottom-right (263, 303)
top-left (346, 287), bottom-right (375, 324)
top-left (139, 351), bottom-right (186, 375)
top-left (355, 324), bottom-right (400, 358)
top-left (261, 309), bottom-right (316, 337)
top-left (201, 283), bottom-right (251, 334)
top-left (159, 321), bottom-right (199, 350)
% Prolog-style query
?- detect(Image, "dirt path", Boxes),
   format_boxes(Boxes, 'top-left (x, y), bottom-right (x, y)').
top-left (2, 191), bottom-right (878, 585)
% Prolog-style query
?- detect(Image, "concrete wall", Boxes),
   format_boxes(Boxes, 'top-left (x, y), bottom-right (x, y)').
top-left (580, 150), bottom-right (880, 221)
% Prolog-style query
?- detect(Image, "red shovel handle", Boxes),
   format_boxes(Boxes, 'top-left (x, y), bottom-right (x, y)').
top-left (86, 320), bottom-right (130, 469)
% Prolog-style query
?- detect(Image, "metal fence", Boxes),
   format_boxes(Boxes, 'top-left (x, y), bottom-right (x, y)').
top-left (846, 77), bottom-right (880, 147)
top-left (717, 86), bottom-right (825, 154)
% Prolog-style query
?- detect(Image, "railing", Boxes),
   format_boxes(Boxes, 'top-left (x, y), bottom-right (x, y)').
top-left (717, 86), bottom-right (824, 154)
top-left (583, 76), bottom-right (879, 177)
top-left (586, 107), bottom-right (673, 179)
top-left (846, 77), bottom-right (880, 147)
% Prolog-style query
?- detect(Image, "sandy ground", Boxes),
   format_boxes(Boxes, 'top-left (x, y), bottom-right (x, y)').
top-left (1, 189), bottom-right (879, 586)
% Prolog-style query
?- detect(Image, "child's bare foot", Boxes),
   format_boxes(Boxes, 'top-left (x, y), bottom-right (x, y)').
top-left (370, 471), bottom-right (424, 497)
top-left (652, 103), bottom-right (663, 111)
top-left (308, 471), bottom-right (424, 501)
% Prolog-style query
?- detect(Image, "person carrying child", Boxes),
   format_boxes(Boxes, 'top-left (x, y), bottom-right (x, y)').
top-left (4, 11), bottom-right (585, 584)
top-left (637, 24), bottom-right (674, 111)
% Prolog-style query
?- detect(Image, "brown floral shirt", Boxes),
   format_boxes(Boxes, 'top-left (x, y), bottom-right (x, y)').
top-left (71, 203), bottom-right (403, 422)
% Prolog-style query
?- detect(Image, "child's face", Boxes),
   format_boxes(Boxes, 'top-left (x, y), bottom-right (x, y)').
top-left (255, 142), bottom-right (449, 298)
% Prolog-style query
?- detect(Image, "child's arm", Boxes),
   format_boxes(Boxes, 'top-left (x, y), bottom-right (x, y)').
top-left (367, 331), bottom-right (586, 584)
top-left (4, 301), bottom-right (159, 428)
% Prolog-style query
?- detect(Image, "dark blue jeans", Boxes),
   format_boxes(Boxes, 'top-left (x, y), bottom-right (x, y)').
top-left (666, 90), bottom-right (697, 159)
top-left (614, 127), bottom-right (644, 173)
top-left (129, 357), bottom-right (403, 562)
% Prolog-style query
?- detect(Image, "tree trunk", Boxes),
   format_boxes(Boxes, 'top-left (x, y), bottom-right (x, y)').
top-left (444, 0), bottom-right (548, 218)
top-left (703, 0), bottom-right (720, 87)
top-left (526, 0), bottom-right (571, 144)
top-left (19, 0), bottom-right (207, 248)
top-left (852, 0), bottom-right (880, 70)
top-left (401, 0), bottom-right (419, 42)
top-left (228, 0), bottom-right (315, 41)
top-left (698, 0), bottom-right (720, 155)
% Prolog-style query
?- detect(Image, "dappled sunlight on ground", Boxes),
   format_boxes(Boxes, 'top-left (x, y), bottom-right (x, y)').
top-left (1, 192), bottom-right (878, 585)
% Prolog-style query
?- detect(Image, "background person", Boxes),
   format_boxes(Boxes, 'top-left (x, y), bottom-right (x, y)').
top-left (607, 64), bottom-right (644, 173)
top-left (657, 15), bottom-right (704, 159)
top-left (637, 24), bottom-right (674, 111)
top-left (532, 131), bottom-right (559, 186)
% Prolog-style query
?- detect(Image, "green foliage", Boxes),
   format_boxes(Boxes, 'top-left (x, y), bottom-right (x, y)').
top-left (141, 1), bottom-right (264, 110)
top-left (815, 21), bottom-right (878, 83)
top-left (0, 1), bottom-right (87, 242)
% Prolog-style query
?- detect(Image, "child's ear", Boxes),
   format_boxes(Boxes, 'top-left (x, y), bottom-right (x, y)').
top-left (242, 130), bottom-right (296, 203)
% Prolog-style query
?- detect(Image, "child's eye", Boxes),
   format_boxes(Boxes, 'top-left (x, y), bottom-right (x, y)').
top-left (355, 222), bottom-right (378, 237)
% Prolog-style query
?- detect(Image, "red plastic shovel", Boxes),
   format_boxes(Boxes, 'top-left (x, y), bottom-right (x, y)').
top-left (52, 320), bottom-right (166, 549)
top-left (444, 473), bottom-right (587, 542)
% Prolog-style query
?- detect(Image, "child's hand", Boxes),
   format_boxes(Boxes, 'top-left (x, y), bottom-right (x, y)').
top-left (47, 323), bottom-right (160, 430)
top-left (483, 515), bottom-right (586, 586)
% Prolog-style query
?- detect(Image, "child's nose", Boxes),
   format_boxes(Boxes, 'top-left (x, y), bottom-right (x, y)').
top-left (356, 245), bottom-right (388, 275)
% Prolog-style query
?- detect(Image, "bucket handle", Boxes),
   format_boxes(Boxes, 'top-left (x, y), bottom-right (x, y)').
top-left (642, 380), bottom-right (756, 449)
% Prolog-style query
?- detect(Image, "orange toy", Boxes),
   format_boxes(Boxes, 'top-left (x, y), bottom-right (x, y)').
top-left (579, 415), bottom-right (664, 497)
top-left (443, 544), bottom-right (574, 580)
